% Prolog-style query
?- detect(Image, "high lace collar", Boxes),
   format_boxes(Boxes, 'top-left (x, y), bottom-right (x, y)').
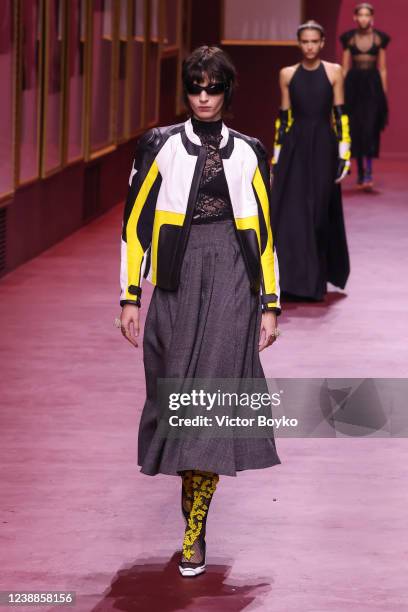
top-left (184, 117), bottom-right (230, 150)
top-left (191, 116), bottom-right (223, 136)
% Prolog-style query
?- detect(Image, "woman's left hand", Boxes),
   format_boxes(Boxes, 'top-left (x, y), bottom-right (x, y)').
top-left (259, 311), bottom-right (278, 352)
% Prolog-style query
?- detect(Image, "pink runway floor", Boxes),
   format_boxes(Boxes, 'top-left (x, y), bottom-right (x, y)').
top-left (1, 160), bottom-right (408, 611)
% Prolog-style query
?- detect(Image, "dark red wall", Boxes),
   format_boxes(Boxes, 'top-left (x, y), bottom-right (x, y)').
top-left (4, 141), bottom-right (137, 275)
top-left (159, 55), bottom-right (179, 125)
top-left (222, 45), bottom-right (298, 153)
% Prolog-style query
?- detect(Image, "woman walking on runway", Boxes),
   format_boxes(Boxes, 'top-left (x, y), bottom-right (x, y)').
top-left (340, 2), bottom-right (391, 189)
top-left (118, 46), bottom-right (281, 577)
top-left (270, 20), bottom-right (351, 302)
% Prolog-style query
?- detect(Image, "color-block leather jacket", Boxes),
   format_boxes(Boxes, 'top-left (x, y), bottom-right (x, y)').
top-left (119, 118), bottom-right (281, 314)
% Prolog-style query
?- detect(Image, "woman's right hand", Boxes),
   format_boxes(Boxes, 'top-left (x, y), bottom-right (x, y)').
top-left (120, 304), bottom-right (140, 347)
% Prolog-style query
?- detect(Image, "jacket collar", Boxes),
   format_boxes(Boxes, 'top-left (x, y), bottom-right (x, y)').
top-left (184, 117), bottom-right (230, 149)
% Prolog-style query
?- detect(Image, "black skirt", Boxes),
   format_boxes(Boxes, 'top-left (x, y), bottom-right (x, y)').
top-left (138, 220), bottom-right (282, 477)
top-left (345, 67), bottom-right (388, 158)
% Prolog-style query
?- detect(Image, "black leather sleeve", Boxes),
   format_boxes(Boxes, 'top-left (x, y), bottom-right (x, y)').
top-left (333, 105), bottom-right (346, 141)
top-left (120, 129), bottom-right (164, 308)
top-left (252, 138), bottom-right (282, 316)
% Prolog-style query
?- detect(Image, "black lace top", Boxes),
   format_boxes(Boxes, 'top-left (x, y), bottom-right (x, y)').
top-left (191, 116), bottom-right (233, 224)
top-left (339, 29), bottom-right (390, 70)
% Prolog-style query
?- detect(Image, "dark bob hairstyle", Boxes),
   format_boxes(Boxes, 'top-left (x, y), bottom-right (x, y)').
top-left (297, 20), bottom-right (326, 40)
top-left (182, 45), bottom-right (237, 111)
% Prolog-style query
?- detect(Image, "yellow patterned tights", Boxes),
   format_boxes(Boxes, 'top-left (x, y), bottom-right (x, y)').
top-left (179, 470), bottom-right (219, 564)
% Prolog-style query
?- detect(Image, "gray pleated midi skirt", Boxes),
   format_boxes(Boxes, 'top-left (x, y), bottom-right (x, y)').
top-left (138, 219), bottom-right (281, 476)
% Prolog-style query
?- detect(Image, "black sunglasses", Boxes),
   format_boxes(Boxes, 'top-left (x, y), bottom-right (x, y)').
top-left (185, 82), bottom-right (227, 95)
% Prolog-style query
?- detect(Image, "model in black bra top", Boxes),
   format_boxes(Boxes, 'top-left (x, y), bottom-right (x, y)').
top-left (340, 2), bottom-right (390, 188)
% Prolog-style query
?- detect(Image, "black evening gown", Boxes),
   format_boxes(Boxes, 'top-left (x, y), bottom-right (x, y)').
top-left (270, 62), bottom-right (350, 301)
top-left (339, 29), bottom-right (390, 158)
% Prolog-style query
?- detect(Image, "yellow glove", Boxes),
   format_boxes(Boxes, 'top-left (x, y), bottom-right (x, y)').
top-left (333, 105), bottom-right (351, 183)
top-left (271, 108), bottom-right (293, 170)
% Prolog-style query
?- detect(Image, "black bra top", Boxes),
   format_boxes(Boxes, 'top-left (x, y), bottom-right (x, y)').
top-left (339, 29), bottom-right (390, 69)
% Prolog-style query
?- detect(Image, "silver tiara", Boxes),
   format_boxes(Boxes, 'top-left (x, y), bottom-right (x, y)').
top-left (354, 2), bottom-right (374, 13)
top-left (297, 21), bottom-right (325, 35)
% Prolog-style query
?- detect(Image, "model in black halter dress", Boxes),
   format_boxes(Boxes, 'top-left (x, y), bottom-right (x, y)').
top-left (270, 62), bottom-right (350, 301)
